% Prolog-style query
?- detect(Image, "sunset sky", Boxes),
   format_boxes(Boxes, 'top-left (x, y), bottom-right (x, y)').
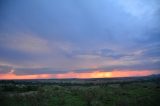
top-left (0, 0), bottom-right (160, 79)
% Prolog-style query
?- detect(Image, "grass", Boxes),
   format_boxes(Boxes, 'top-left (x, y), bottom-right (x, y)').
top-left (0, 79), bottom-right (160, 106)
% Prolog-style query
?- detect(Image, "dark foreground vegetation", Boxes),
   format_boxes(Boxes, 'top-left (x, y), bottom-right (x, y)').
top-left (0, 75), bottom-right (160, 106)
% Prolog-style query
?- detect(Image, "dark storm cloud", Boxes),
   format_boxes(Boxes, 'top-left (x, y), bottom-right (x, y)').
top-left (14, 68), bottom-right (68, 75)
top-left (99, 49), bottom-right (128, 59)
top-left (142, 45), bottom-right (160, 58)
top-left (102, 61), bottom-right (160, 71)
top-left (75, 61), bottom-right (160, 73)
top-left (69, 48), bottom-right (130, 59)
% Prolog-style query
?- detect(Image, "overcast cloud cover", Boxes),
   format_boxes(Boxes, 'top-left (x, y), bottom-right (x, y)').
top-left (0, 0), bottom-right (160, 76)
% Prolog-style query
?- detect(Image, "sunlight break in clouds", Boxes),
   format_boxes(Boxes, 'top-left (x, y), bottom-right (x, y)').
top-left (116, 0), bottom-right (158, 19)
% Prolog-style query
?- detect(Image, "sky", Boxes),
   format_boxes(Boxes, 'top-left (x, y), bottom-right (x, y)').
top-left (0, 0), bottom-right (160, 79)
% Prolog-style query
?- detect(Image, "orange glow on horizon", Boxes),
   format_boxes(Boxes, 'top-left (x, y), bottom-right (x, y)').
top-left (0, 73), bottom-right (51, 79)
top-left (0, 70), bottom-right (159, 79)
top-left (55, 70), bottom-right (159, 79)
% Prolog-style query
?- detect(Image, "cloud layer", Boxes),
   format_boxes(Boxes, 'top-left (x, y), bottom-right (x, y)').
top-left (0, 0), bottom-right (160, 78)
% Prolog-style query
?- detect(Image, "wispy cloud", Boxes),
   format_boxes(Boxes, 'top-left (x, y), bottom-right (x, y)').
top-left (0, 33), bottom-right (51, 54)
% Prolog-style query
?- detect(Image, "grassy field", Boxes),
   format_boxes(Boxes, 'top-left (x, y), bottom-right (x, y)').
top-left (0, 76), bottom-right (160, 106)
